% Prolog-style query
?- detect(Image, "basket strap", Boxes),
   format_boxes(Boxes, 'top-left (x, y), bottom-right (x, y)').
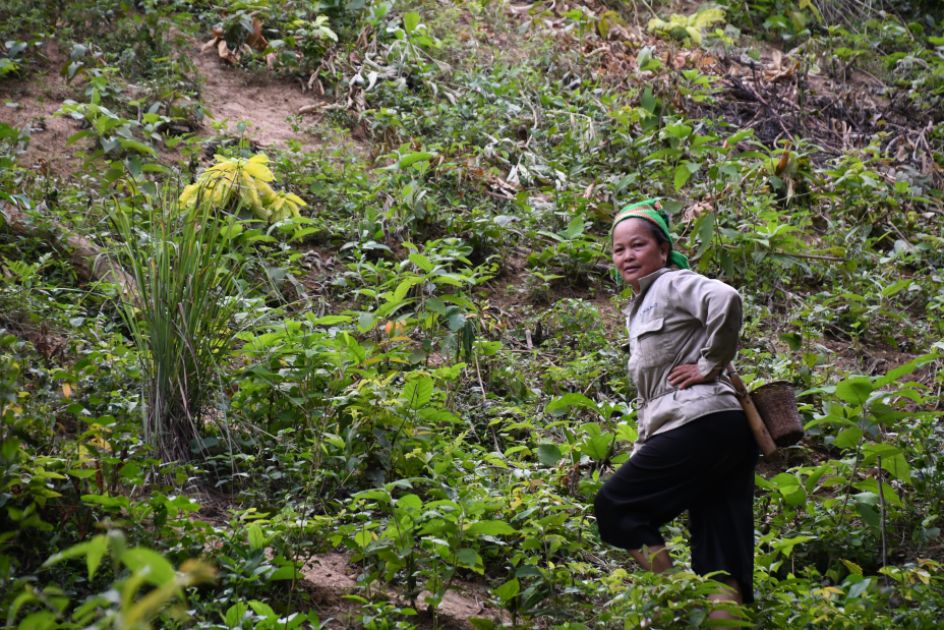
top-left (726, 363), bottom-right (777, 457)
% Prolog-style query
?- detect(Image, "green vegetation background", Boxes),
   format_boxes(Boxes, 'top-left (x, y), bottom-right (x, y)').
top-left (1, 0), bottom-right (943, 627)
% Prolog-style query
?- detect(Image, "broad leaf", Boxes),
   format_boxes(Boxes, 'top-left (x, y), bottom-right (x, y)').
top-left (835, 376), bottom-right (875, 406)
top-left (467, 520), bottom-right (517, 537)
top-left (396, 493), bottom-right (423, 514)
top-left (402, 375), bottom-right (433, 409)
top-left (494, 577), bottom-right (520, 603)
top-left (248, 524), bottom-right (266, 551)
top-left (545, 393), bottom-right (597, 417)
top-left (225, 602), bottom-right (249, 628)
top-left (121, 547), bottom-right (175, 586)
top-left (456, 548), bottom-right (484, 574)
top-left (537, 443), bottom-right (563, 466)
top-left (397, 151), bottom-right (435, 169)
top-left (85, 534), bottom-right (108, 580)
top-left (403, 11), bottom-right (421, 35)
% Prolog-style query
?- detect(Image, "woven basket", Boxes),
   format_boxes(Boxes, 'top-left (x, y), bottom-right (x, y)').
top-left (750, 381), bottom-right (804, 447)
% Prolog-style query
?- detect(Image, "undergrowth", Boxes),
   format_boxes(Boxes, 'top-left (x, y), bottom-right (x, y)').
top-left (2, 0), bottom-right (943, 628)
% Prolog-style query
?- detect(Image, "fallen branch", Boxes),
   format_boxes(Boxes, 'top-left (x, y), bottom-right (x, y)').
top-left (1, 202), bottom-right (138, 300)
top-left (773, 251), bottom-right (845, 262)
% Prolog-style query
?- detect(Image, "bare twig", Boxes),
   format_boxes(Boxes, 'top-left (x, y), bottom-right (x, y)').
top-left (473, 353), bottom-right (487, 398)
top-left (876, 456), bottom-right (889, 584)
top-left (776, 251), bottom-right (845, 262)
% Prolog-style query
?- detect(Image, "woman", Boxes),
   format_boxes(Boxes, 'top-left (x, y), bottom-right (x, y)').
top-left (594, 199), bottom-right (759, 616)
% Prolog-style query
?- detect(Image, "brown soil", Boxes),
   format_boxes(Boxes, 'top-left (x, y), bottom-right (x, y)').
top-left (298, 552), bottom-right (510, 629)
top-left (0, 42), bottom-right (84, 178)
top-left (0, 39), bottom-right (367, 182)
top-left (192, 43), bottom-right (327, 153)
top-left (194, 488), bottom-right (510, 629)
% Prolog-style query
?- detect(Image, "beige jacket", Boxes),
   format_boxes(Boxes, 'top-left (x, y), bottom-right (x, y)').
top-left (623, 267), bottom-right (743, 451)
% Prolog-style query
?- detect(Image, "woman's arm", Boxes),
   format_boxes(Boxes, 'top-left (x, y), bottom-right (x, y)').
top-left (666, 272), bottom-right (742, 388)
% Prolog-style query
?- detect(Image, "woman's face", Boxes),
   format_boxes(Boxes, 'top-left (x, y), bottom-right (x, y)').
top-left (612, 218), bottom-right (670, 291)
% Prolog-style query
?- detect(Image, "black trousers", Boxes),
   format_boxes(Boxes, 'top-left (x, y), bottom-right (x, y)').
top-left (594, 410), bottom-right (759, 603)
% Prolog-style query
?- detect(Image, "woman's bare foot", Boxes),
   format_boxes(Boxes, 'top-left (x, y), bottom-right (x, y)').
top-left (629, 544), bottom-right (672, 573)
top-left (707, 578), bottom-right (743, 621)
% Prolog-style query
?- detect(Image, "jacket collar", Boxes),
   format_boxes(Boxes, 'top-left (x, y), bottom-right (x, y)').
top-left (622, 267), bottom-right (672, 316)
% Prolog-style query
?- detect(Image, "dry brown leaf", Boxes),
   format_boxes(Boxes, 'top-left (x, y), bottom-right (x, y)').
top-left (767, 65), bottom-right (796, 82)
top-left (693, 52), bottom-right (716, 71)
top-left (896, 142), bottom-right (910, 162)
top-left (606, 23), bottom-right (633, 41)
top-left (776, 148), bottom-right (790, 175)
top-left (764, 50), bottom-right (797, 82)
top-left (247, 16), bottom-right (268, 51)
top-left (201, 36), bottom-right (220, 53)
top-left (218, 39), bottom-right (240, 64)
top-left (672, 52), bottom-right (688, 69)
top-left (508, 3), bottom-right (531, 16)
top-left (307, 71), bottom-right (327, 95)
top-left (683, 201), bottom-right (713, 223)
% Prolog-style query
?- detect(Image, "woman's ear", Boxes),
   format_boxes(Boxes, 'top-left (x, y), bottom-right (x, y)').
top-left (660, 243), bottom-right (670, 265)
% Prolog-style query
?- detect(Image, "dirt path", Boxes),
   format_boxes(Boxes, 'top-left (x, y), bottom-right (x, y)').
top-left (191, 44), bottom-right (327, 153)
top-left (0, 40), bottom-right (361, 181)
top-left (0, 43), bottom-right (84, 177)
top-left (195, 488), bottom-right (510, 629)
top-left (298, 552), bottom-right (510, 629)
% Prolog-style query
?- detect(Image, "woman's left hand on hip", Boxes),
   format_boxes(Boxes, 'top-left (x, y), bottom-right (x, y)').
top-left (668, 363), bottom-right (716, 389)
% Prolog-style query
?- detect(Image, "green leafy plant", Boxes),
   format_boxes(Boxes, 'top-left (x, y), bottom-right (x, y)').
top-left (718, 0), bottom-right (822, 43)
top-left (2, 0), bottom-right (944, 626)
top-left (57, 93), bottom-right (166, 159)
top-left (527, 216), bottom-right (606, 290)
top-left (221, 599), bottom-right (321, 630)
top-left (7, 530), bottom-right (215, 629)
top-left (335, 480), bottom-right (519, 615)
top-left (647, 7), bottom-right (727, 45)
top-left (0, 40), bottom-right (27, 78)
top-left (202, 0), bottom-right (341, 73)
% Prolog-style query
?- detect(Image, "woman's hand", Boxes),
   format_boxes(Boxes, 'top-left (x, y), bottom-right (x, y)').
top-left (668, 363), bottom-right (718, 389)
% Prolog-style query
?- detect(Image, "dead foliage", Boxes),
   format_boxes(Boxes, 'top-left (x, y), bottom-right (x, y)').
top-left (537, 1), bottom-right (942, 187)
top-left (704, 52), bottom-right (940, 182)
top-left (0, 310), bottom-right (69, 366)
top-left (200, 16), bottom-right (271, 66)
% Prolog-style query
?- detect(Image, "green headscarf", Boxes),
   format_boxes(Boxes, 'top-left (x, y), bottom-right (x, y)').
top-left (611, 198), bottom-right (690, 270)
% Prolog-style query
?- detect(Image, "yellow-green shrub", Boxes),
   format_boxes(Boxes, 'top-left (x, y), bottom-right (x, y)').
top-left (180, 153), bottom-right (306, 222)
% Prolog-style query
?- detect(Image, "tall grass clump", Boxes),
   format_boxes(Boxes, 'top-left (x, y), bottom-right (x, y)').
top-left (111, 186), bottom-right (245, 464)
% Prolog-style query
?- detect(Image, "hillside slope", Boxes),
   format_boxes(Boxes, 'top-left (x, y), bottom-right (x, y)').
top-left (1, 1), bottom-right (943, 627)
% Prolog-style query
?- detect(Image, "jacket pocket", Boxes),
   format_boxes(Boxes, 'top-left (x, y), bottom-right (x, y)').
top-left (629, 316), bottom-right (670, 368)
